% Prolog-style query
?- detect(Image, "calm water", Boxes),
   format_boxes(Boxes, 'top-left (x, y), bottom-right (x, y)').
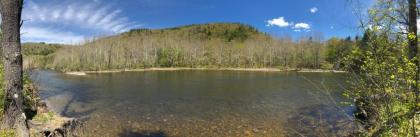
top-left (31, 70), bottom-right (355, 137)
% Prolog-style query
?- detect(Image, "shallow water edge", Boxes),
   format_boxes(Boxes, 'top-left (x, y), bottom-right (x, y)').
top-left (64, 67), bottom-right (346, 75)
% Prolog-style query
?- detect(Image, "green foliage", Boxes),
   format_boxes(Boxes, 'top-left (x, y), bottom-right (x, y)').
top-left (0, 129), bottom-right (15, 137)
top-left (157, 47), bottom-right (184, 67)
top-left (32, 111), bottom-right (55, 124)
top-left (344, 1), bottom-right (419, 135)
top-left (320, 62), bottom-right (334, 70)
top-left (22, 43), bottom-right (64, 69)
top-left (22, 42), bottom-right (62, 56)
top-left (22, 73), bottom-right (39, 111)
top-left (346, 31), bottom-right (416, 135)
top-left (125, 23), bottom-right (261, 42)
top-left (325, 37), bottom-right (354, 70)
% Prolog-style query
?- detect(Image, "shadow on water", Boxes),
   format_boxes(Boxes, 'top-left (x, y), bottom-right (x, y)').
top-left (286, 104), bottom-right (356, 137)
top-left (60, 93), bottom-right (96, 118)
top-left (118, 129), bottom-right (168, 137)
top-left (30, 70), bottom-right (97, 118)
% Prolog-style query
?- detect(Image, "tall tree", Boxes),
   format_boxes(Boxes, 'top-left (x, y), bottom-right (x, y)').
top-left (0, 0), bottom-right (29, 136)
top-left (408, 0), bottom-right (418, 135)
top-left (408, 0), bottom-right (418, 103)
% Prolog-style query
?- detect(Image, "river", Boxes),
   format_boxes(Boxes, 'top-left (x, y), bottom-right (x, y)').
top-left (31, 70), bottom-right (356, 137)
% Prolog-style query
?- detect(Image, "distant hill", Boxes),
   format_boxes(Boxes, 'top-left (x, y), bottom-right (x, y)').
top-left (22, 43), bottom-right (63, 56)
top-left (128, 23), bottom-right (266, 41)
top-left (89, 23), bottom-right (271, 44)
top-left (24, 23), bottom-right (328, 71)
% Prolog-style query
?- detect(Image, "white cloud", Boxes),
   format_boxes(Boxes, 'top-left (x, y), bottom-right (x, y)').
top-left (266, 17), bottom-right (291, 28)
top-left (21, 27), bottom-right (85, 44)
top-left (266, 17), bottom-right (312, 32)
top-left (293, 23), bottom-right (311, 32)
top-left (310, 7), bottom-right (318, 13)
top-left (294, 23), bottom-right (310, 29)
top-left (51, 10), bottom-right (61, 20)
top-left (417, 19), bottom-right (420, 30)
top-left (403, 19), bottom-right (420, 33)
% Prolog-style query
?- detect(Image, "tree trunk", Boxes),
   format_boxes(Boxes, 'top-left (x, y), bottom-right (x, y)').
top-left (0, 0), bottom-right (29, 136)
top-left (408, 0), bottom-right (418, 104)
top-left (408, 0), bottom-right (418, 135)
top-left (408, 1), bottom-right (418, 65)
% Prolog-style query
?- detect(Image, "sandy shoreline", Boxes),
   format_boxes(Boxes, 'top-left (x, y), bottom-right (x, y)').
top-left (64, 68), bottom-right (346, 75)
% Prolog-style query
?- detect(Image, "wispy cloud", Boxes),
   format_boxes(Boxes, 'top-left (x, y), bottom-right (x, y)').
top-left (266, 17), bottom-right (291, 28)
top-left (21, 0), bottom-right (140, 44)
top-left (310, 7), bottom-right (318, 13)
top-left (23, 0), bottom-right (135, 33)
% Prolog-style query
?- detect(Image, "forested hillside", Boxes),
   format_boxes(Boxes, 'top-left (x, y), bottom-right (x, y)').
top-left (22, 43), bottom-right (63, 69)
top-left (23, 23), bottom-right (354, 71)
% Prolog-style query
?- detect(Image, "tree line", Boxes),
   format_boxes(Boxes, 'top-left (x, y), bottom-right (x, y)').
top-left (24, 23), bottom-right (359, 72)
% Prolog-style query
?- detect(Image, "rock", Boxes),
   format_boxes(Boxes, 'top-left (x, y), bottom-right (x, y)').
top-left (37, 102), bottom-right (49, 113)
top-left (252, 128), bottom-right (259, 133)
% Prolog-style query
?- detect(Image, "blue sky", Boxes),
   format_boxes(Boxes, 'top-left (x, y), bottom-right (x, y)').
top-left (21, 0), bottom-right (374, 44)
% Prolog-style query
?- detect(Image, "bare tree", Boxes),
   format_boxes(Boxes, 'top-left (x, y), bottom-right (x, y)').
top-left (0, 0), bottom-right (29, 136)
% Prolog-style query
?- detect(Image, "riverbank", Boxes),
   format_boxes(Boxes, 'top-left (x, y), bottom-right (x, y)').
top-left (25, 86), bottom-right (80, 136)
top-left (64, 68), bottom-right (346, 75)
top-left (29, 109), bottom-right (79, 137)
